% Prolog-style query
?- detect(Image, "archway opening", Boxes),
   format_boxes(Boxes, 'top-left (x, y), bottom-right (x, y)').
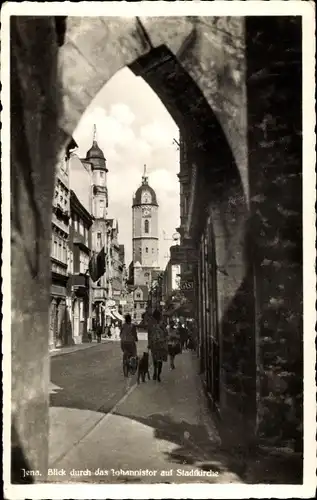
top-left (10, 15), bottom-right (259, 484)
top-left (53, 39), bottom-right (254, 446)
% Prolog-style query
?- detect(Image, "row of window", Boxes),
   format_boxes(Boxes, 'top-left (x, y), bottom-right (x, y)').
top-left (71, 213), bottom-right (89, 245)
top-left (51, 233), bottom-right (68, 264)
top-left (54, 179), bottom-right (69, 209)
top-left (79, 251), bottom-right (89, 274)
top-left (134, 302), bottom-right (146, 309)
top-left (51, 234), bottom-right (89, 276)
top-left (133, 248), bottom-right (156, 256)
top-left (51, 261), bottom-right (68, 276)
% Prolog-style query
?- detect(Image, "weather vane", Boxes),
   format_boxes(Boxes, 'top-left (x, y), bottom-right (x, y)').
top-left (142, 164), bottom-right (148, 184)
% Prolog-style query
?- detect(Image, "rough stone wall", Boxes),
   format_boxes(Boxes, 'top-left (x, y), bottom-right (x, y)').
top-left (246, 17), bottom-right (303, 453)
top-left (9, 15), bottom-right (303, 482)
top-left (10, 16), bottom-right (66, 482)
top-left (59, 17), bottom-right (247, 196)
top-left (58, 17), bottom-right (152, 135)
top-left (190, 144), bottom-right (254, 441)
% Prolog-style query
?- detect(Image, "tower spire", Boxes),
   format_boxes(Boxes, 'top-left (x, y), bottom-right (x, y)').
top-left (93, 124), bottom-right (97, 144)
top-left (142, 164), bottom-right (148, 185)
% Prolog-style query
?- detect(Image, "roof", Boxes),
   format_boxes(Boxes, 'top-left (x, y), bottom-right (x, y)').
top-left (85, 140), bottom-right (108, 172)
top-left (134, 285), bottom-right (149, 301)
top-left (86, 140), bottom-right (104, 160)
top-left (132, 177), bottom-right (158, 207)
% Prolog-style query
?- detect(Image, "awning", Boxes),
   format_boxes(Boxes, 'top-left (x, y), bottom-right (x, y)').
top-left (104, 308), bottom-right (116, 319)
top-left (112, 310), bottom-right (124, 321)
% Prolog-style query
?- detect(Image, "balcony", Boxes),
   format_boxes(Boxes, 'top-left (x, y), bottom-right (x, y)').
top-left (71, 274), bottom-right (87, 288)
top-left (70, 274), bottom-right (88, 296)
top-left (73, 234), bottom-right (90, 253)
top-left (52, 203), bottom-right (70, 225)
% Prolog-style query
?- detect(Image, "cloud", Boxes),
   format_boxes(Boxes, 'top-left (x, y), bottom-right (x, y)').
top-left (72, 71), bottom-right (180, 268)
top-left (150, 169), bottom-right (179, 194)
top-left (140, 120), bottom-right (178, 150)
top-left (74, 104), bottom-right (137, 154)
top-left (110, 103), bottom-right (135, 126)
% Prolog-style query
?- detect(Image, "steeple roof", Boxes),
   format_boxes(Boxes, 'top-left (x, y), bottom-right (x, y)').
top-left (132, 165), bottom-right (158, 207)
top-left (86, 141), bottom-right (105, 161)
top-left (85, 125), bottom-right (108, 171)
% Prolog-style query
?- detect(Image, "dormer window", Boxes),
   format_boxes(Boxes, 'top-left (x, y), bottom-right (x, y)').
top-left (141, 190), bottom-right (151, 204)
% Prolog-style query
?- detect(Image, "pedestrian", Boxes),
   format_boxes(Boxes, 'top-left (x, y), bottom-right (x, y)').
top-left (96, 324), bottom-right (102, 343)
top-left (120, 314), bottom-right (138, 377)
top-left (167, 320), bottom-right (181, 370)
top-left (110, 322), bottom-right (115, 339)
top-left (187, 321), bottom-right (196, 351)
top-left (178, 322), bottom-right (188, 350)
top-left (148, 309), bottom-right (168, 382)
top-left (115, 321), bottom-right (120, 340)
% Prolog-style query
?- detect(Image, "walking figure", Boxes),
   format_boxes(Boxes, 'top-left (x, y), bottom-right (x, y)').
top-left (120, 314), bottom-right (138, 377)
top-left (148, 309), bottom-right (168, 382)
top-left (167, 320), bottom-right (182, 370)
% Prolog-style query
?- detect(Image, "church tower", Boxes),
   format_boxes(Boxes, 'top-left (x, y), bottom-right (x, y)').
top-left (132, 165), bottom-right (159, 288)
top-left (88, 124), bottom-right (108, 218)
top-left (84, 125), bottom-right (109, 327)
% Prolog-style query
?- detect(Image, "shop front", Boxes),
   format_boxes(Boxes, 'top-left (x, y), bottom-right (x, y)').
top-left (198, 213), bottom-right (220, 412)
top-left (68, 273), bottom-right (90, 344)
top-left (49, 279), bottom-right (69, 349)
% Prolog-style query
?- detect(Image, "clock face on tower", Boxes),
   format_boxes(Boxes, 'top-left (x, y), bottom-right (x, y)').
top-left (142, 206), bottom-right (151, 217)
top-left (142, 190), bottom-right (151, 204)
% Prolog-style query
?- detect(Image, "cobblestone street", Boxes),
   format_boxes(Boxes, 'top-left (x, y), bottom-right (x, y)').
top-left (49, 340), bottom-right (243, 484)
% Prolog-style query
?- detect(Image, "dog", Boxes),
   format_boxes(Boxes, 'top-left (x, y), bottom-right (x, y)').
top-left (137, 351), bottom-right (151, 384)
top-left (128, 355), bottom-right (138, 375)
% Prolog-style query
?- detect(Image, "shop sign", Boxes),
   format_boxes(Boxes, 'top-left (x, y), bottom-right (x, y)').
top-left (106, 299), bottom-right (116, 308)
top-left (180, 280), bottom-right (194, 291)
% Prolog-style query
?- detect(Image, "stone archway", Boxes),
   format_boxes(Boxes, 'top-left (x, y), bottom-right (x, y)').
top-left (58, 16), bottom-right (252, 437)
top-left (10, 15), bottom-right (303, 482)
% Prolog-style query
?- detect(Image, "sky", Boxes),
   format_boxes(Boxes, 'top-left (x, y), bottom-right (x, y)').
top-left (72, 67), bottom-right (180, 269)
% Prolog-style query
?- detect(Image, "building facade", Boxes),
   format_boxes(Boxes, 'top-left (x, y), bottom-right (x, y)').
top-left (130, 166), bottom-right (160, 323)
top-left (67, 190), bottom-right (93, 344)
top-left (75, 128), bottom-right (127, 329)
top-left (49, 140), bottom-right (76, 349)
top-left (133, 285), bottom-right (149, 324)
top-left (82, 131), bottom-right (109, 330)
